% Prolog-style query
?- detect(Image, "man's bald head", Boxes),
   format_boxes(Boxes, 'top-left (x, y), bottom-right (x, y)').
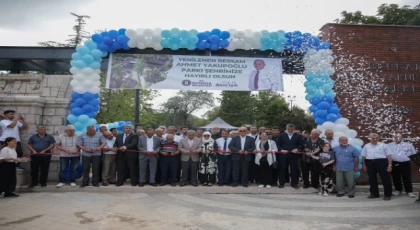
top-left (338, 136), bottom-right (348, 145)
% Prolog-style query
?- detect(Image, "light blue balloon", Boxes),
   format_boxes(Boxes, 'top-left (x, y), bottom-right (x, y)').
top-left (84, 40), bottom-right (97, 50)
top-left (179, 40), bottom-right (188, 48)
top-left (187, 44), bottom-right (196, 50)
top-left (74, 121), bottom-right (85, 130)
top-left (67, 114), bottom-right (78, 123)
top-left (312, 91), bottom-right (323, 98)
top-left (89, 61), bottom-right (101, 69)
top-left (188, 35), bottom-right (199, 44)
top-left (354, 172), bottom-right (361, 179)
top-left (91, 49), bottom-right (102, 58)
top-left (77, 46), bottom-right (90, 55)
top-left (161, 39), bottom-right (171, 48)
top-left (170, 28), bottom-right (180, 35)
top-left (189, 29), bottom-right (198, 35)
top-left (74, 60), bottom-right (87, 69)
top-left (77, 115), bottom-right (90, 123)
top-left (170, 43), bottom-right (180, 50)
top-left (161, 30), bottom-right (171, 38)
top-left (83, 54), bottom-right (94, 64)
top-left (72, 53), bottom-right (82, 60)
top-left (101, 51), bottom-right (108, 57)
top-left (87, 118), bottom-right (97, 126)
top-left (179, 30), bottom-right (189, 40)
top-left (358, 164), bottom-right (362, 170)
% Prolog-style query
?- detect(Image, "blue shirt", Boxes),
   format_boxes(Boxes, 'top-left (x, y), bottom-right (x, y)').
top-left (28, 134), bottom-right (56, 154)
top-left (333, 145), bottom-right (360, 171)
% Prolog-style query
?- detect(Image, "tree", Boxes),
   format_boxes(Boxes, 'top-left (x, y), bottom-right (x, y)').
top-left (38, 12), bottom-right (91, 47)
top-left (217, 91), bottom-right (255, 126)
top-left (160, 91), bottom-right (214, 127)
top-left (336, 4), bottom-right (420, 25)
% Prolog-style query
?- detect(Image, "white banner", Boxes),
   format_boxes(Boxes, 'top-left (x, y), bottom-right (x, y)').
top-left (106, 53), bottom-right (283, 91)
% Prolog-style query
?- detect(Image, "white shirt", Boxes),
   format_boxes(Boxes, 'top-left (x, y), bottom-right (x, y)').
top-left (0, 146), bottom-right (17, 163)
top-left (216, 137), bottom-right (232, 155)
top-left (104, 137), bottom-right (116, 155)
top-left (323, 138), bottom-right (339, 148)
top-left (240, 136), bottom-right (247, 150)
top-left (188, 138), bottom-right (194, 147)
top-left (286, 132), bottom-right (294, 140)
top-left (387, 142), bottom-right (416, 162)
top-left (248, 69), bottom-right (281, 91)
top-left (247, 133), bottom-right (259, 141)
top-left (362, 142), bottom-right (391, 159)
top-left (0, 120), bottom-right (23, 141)
top-left (146, 137), bottom-right (154, 152)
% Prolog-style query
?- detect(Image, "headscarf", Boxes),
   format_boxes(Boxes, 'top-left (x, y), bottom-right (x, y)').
top-left (202, 131), bottom-right (213, 143)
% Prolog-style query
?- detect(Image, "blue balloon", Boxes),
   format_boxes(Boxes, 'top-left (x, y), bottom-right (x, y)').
top-left (209, 43), bottom-right (219, 50)
top-left (160, 39), bottom-right (171, 48)
top-left (309, 97), bottom-right (321, 105)
top-left (112, 42), bottom-right (122, 50)
top-left (98, 43), bottom-right (109, 52)
top-left (293, 31), bottom-right (302, 37)
top-left (179, 30), bottom-right (189, 40)
top-left (71, 92), bottom-right (82, 100)
top-left (69, 103), bottom-right (78, 109)
top-left (74, 60), bottom-right (87, 69)
top-left (71, 108), bottom-right (83, 116)
top-left (126, 121), bottom-right (132, 124)
top-left (89, 99), bottom-right (100, 106)
top-left (325, 113), bottom-right (338, 122)
top-left (323, 95), bottom-right (334, 103)
top-left (93, 93), bottom-right (99, 98)
top-left (87, 118), bottom-right (97, 126)
top-left (170, 43), bottom-right (179, 50)
top-left (319, 41), bottom-right (331, 49)
top-left (309, 105), bottom-right (318, 113)
top-left (77, 115), bottom-right (90, 123)
top-left (219, 31), bottom-right (230, 39)
top-left (211, 28), bottom-right (221, 36)
top-left (67, 114), bottom-right (78, 123)
top-left (103, 37), bottom-right (113, 45)
top-left (117, 35), bottom-right (129, 44)
top-left (74, 121), bottom-right (85, 130)
top-left (108, 30), bottom-right (119, 39)
top-left (315, 117), bottom-right (326, 125)
top-left (196, 41), bottom-right (208, 50)
top-left (74, 98), bottom-right (87, 106)
top-left (92, 34), bottom-right (103, 43)
top-left (315, 109), bottom-right (328, 118)
top-left (188, 35), bottom-right (199, 44)
top-left (118, 121), bottom-right (125, 125)
top-left (72, 52), bottom-right (82, 60)
top-left (82, 104), bottom-right (93, 113)
top-left (197, 32), bottom-right (208, 41)
top-left (83, 54), bottom-right (94, 64)
top-left (92, 105), bottom-right (100, 112)
top-left (82, 92), bottom-right (93, 101)
top-left (328, 106), bottom-right (339, 114)
top-left (91, 49), bottom-right (103, 58)
top-left (100, 31), bottom-right (109, 38)
top-left (209, 35), bottom-right (220, 44)
top-left (118, 28), bottom-right (126, 35)
top-left (317, 101), bottom-right (331, 110)
top-left (84, 40), bottom-right (97, 50)
top-left (355, 146), bottom-right (363, 154)
top-left (219, 40), bottom-right (229, 48)
top-left (354, 172), bottom-right (360, 179)
top-left (89, 62), bottom-right (101, 69)
top-left (170, 28), bottom-right (180, 34)
top-left (76, 46), bottom-right (90, 55)
top-left (337, 113), bottom-right (343, 118)
top-left (87, 112), bottom-right (96, 118)
top-left (161, 30), bottom-right (171, 38)
top-left (260, 36), bottom-right (271, 45)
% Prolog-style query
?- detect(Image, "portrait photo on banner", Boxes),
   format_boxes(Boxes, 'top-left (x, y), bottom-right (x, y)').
top-left (106, 53), bottom-right (284, 92)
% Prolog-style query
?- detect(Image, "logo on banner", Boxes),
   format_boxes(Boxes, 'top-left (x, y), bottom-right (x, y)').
top-left (182, 80), bottom-right (192, 86)
top-left (215, 81), bottom-right (239, 88)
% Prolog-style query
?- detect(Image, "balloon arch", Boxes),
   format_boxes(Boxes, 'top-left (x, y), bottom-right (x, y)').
top-left (66, 28), bottom-right (363, 178)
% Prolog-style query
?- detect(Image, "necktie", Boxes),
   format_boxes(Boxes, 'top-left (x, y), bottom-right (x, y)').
top-left (223, 139), bottom-right (227, 151)
top-left (123, 134), bottom-right (127, 143)
top-left (254, 71), bottom-right (259, 90)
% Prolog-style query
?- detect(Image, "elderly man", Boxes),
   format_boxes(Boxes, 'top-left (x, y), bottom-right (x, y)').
top-left (99, 125), bottom-right (108, 134)
top-left (323, 130), bottom-right (339, 148)
top-left (362, 133), bottom-right (393, 200)
top-left (155, 128), bottom-right (164, 140)
top-left (211, 126), bottom-right (222, 140)
top-left (229, 130), bottom-right (238, 138)
top-left (27, 125), bottom-right (56, 188)
top-left (159, 134), bottom-right (179, 186)
top-left (114, 125), bottom-right (139, 186)
top-left (229, 127), bottom-right (256, 187)
top-left (159, 126), bottom-right (167, 134)
top-left (388, 134), bottom-right (416, 198)
top-left (77, 125), bottom-right (105, 187)
top-left (302, 129), bottom-right (324, 189)
top-left (216, 130), bottom-right (232, 186)
top-left (101, 131), bottom-right (117, 186)
top-left (136, 129), bottom-right (145, 136)
top-left (56, 125), bottom-right (80, 188)
top-left (333, 136), bottom-right (360, 198)
top-left (179, 130), bottom-right (202, 186)
top-left (164, 126), bottom-right (182, 142)
top-left (196, 129), bottom-right (204, 139)
top-left (138, 128), bottom-right (161, 187)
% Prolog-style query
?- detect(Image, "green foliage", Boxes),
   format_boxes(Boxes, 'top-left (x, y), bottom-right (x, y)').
top-left (336, 4), bottom-right (420, 25)
top-left (160, 90), bottom-right (214, 127)
top-left (218, 91), bottom-right (255, 126)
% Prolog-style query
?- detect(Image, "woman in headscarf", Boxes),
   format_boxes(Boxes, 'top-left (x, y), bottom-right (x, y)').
top-left (254, 132), bottom-right (277, 188)
top-left (198, 131), bottom-right (218, 186)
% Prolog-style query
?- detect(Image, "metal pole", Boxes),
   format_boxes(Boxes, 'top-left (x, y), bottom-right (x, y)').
top-left (134, 89), bottom-right (140, 126)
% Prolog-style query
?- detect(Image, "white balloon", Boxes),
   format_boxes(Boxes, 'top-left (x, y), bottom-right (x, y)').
top-left (234, 31), bottom-right (245, 39)
top-left (347, 129), bottom-right (358, 138)
top-left (151, 34), bottom-right (162, 42)
top-left (94, 69), bottom-right (101, 74)
top-left (153, 43), bottom-right (163, 51)
top-left (143, 28), bottom-right (154, 37)
top-left (70, 67), bottom-right (81, 75)
top-left (251, 40), bottom-right (261, 49)
top-left (244, 37), bottom-right (254, 45)
top-left (233, 40), bottom-right (245, 49)
top-left (228, 28), bottom-right (237, 34)
top-left (316, 125), bottom-right (326, 132)
top-left (354, 138), bottom-right (364, 146)
top-left (136, 35), bottom-right (146, 42)
top-left (334, 124), bottom-right (349, 133)
top-left (70, 80), bottom-right (81, 87)
top-left (154, 28), bottom-right (162, 34)
top-left (84, 80), bottom-right (94, 87)
top-left (335, 118), bottom-right (350, 126)
top-left (136, 28), bottom-right (144, 35)
top-left (252, 31), bottom-right (262, 40)
top-left (125, 29), bottom-right (136, 38)
top-left (137, 42), bottom-right (146, 49)
top-left (348, 137), bottom-right (355, 145)
top-left (243, 43), bottom-right (252, 50)
top-left (334, 132), bottom-right (345, 139)
top-left (90, 86), bottom-right (101, 94)
top-left (73, 86), bottom-right (87, 94)
top-left (144, 39), bottom-right (154, 47)
top-left (244, 29), bottom-right (253, 37)
top-left (127, 39), bottom-right (137, 48)
top-left (82, 67), bottom-right (94, 75)
top-left (73, 73), bottom-right (85, 81)
top-left (226, 45), bottom-right (235, 51)
top-left (322, 121), bottom-right (335, 130)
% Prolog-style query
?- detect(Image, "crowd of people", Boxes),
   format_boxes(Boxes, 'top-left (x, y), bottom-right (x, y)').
top-left (0, 110), bottom-right (419, 203)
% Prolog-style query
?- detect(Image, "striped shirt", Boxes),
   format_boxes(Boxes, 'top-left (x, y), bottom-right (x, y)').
top-left (160, 141), bottom-right (178, 156)
top-left (77, 133), bottom-right (105, 157)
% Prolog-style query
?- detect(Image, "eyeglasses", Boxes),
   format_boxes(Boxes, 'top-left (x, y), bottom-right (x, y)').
top-left (238, 130), bottom-right (246, 132)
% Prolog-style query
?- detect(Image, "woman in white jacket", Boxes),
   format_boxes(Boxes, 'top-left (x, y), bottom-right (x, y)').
top-left (254, 132), bottom-right (277, 188)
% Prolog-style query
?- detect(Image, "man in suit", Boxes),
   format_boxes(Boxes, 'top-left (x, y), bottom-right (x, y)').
top-left (138, 128), bottom-right (161, 187)
top-left (113, 125), bottom-right (138, 186)
top-left (276, 124), bottom-right (303, 189)
top-left (248, 59), bottom-right (281, 91)
top-left (229, 127), bottom-right (256, 187)
top-left (247, 126), bottom-right (259, 184)
top-left (178, 130), bottom-right (202, 186)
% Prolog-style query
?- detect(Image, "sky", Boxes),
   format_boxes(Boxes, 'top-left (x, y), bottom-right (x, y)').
top-left (0, 0), bottom-right (417, 117)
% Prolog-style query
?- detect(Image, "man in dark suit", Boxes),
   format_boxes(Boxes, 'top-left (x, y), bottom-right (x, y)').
top-left (113, 125), bottom-right (139, 186)
top-left (228, 127), bottom-right (256, 187)
top-left (276, 124), bottom-right (303, 189)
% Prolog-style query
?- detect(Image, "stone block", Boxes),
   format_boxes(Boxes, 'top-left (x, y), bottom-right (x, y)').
top-left (41, 87), bottom-right (51, 97)
top-left (42, 116), bottom-right (64, 126)
top-left (50, 87), bottom-right (59, 97)
top-left (55, 108), bottom-right (69, 116)
top-left (54, 125), bottom-right (66, 135)
top-left (43, 108), bottom-right (56, 115)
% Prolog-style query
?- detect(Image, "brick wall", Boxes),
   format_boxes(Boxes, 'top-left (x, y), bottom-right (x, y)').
top-left (320, 23), bottom-right (420, 182)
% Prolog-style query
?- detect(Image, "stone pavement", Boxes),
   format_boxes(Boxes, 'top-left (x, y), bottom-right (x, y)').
top-left (1, 184), bottom-right (420, 230)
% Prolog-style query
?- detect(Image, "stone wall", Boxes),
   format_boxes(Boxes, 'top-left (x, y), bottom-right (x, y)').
top-left (0, 73), bottom-right (72, 183)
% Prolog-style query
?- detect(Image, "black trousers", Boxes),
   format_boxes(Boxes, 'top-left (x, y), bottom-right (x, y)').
top-left (117, 157), bottom-right (138, 185)
top-left (217, 155), bottom-right (232, 184)
top-left (30, 155), bottom-right (52, 185)
top-left (181, 159), bottom-right (198, 183)
top-left (232, 157), bottom-right (250, 185)
top-left (366, 159), bottom-right (392, 197)
top-left (391, 161), bottom-right (413, 193)
top-left (301, 159), bottom-right (320, 188)
top-left (259, 159), bottom-right (272, 186)
top-left (271, 166), bottom-right (279, 185)
top-left (0, 162), bottom-right (16, 195)
top-left (248, 154), bottom-right (258, 183)
top-left (278, 155), bottom-right (298, 186)
top-left (160, 156), bottom-right (178, 184)
top-left (82, 155), bottom-right (101, 185)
